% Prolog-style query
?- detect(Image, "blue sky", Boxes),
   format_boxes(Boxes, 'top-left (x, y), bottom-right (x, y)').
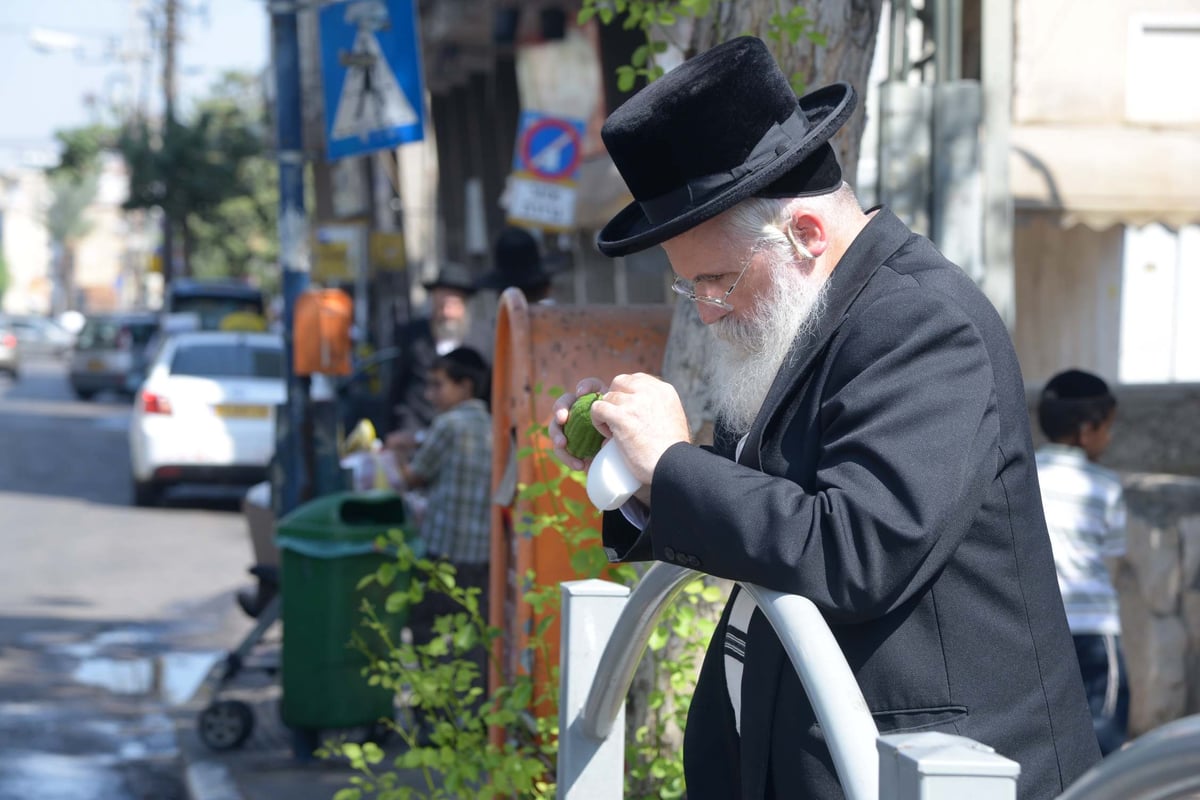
top-left (0, 0), bottom-right (269, 169)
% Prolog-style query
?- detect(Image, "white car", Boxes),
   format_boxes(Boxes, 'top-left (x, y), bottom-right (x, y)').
top-left (129, 331), bottom-right (285, 506)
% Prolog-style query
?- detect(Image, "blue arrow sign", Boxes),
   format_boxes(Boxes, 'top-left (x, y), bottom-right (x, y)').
top-left (319, 0), bottom-right (426, 160)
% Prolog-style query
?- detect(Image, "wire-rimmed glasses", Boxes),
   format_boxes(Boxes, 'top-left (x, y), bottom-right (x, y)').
top-left (669, 250), bottom-right (756, 311)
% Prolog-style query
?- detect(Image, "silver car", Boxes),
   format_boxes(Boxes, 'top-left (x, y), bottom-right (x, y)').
top-left (1, 314), bottom-right (75, 359)
top-left (0, 323), bottom-right (18, 378)
top-left (68, 312), bottom-right (159, 400)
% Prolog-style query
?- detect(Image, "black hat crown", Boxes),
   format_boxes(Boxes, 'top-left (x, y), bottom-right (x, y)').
top-left (423, 262), bottom-right (477, 295)
top-left (476, 226), bottom-right (555, 291)
top-left (597, 36), bottom-right (856, 256)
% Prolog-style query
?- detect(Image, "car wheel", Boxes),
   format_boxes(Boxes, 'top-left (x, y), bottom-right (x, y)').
top-left (132, 479), bottom-right (161, 507)
top-left (74, 387), bottom-right (96, 401)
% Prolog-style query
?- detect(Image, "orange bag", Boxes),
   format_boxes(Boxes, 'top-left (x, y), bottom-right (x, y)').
top-left (293, 288), bottom-right (353, 376)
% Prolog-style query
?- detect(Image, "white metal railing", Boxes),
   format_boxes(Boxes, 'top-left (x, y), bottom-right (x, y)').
top-left (559, 563), bottom-right (883, 800)
top-left (556, 562), bottom-right (1200, 800)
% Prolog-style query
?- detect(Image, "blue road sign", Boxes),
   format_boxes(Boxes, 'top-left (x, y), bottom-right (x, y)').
top-left (319, 0), bottom-right (426, 160)
top-left (512, 111), bottom-right (586, 183)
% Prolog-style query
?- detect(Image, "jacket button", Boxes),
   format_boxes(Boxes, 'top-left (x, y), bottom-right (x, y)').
top-left (663, 546), bottom-right (676, 560)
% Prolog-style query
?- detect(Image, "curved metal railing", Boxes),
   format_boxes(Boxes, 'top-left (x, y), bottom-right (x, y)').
top-left (1055, 714), bottom-right (1200, 800)
top-left (564, 562), bottom-right (1200, 800)
top-left (577, 562), bottom-right (880, 800)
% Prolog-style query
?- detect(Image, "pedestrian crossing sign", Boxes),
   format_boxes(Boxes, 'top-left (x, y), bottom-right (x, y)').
top-left (318, 0), bottom-right (426, 160)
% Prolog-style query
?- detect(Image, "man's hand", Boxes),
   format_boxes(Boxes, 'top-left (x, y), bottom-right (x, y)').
top-left (385, 429), bottom-right (420, 455)
top-left (589, 373), bottom-right (690, 486)
top-left (549, 378), bottom-right (609, 472)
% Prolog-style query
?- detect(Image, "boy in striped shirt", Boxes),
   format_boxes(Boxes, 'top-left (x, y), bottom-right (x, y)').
top-left (1035, 369), bottom-right (1128, 755)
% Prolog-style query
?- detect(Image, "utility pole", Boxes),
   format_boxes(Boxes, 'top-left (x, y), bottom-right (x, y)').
top-left (161, 0), bottom-right (178, 285)
top-left (269, 1), bottom-right (311, 520)
top-left (981, 0), bottom-right (1015, 329)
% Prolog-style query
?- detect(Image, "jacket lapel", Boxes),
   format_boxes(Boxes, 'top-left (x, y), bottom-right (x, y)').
top-left (741, 208), bottom-right (914, 471)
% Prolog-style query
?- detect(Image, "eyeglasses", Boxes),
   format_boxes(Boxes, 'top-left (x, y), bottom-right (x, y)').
top-left (670, 227), bottom-right (813, 311)
top-left (670, 250), bottom-right (756, 311)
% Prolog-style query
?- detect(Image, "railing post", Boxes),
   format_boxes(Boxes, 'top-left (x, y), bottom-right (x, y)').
top-left (557, 579), bottom-right (631, 800)
top-left (877, 732), bottom-right (1019, 800)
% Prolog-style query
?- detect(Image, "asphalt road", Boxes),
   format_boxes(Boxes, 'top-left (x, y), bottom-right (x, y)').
top-left (0, 358), bottom-right (257, 799)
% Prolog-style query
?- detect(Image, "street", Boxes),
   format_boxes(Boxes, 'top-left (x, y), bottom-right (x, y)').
top-left (0, 357), bottom-right (256, 799)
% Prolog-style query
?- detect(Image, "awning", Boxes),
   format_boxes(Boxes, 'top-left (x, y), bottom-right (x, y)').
top-left (1009, 123), bottom-right (1200, 229)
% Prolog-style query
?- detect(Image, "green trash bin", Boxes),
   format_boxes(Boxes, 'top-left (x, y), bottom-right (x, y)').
top-left (276, 490), bottom-right (412, 731)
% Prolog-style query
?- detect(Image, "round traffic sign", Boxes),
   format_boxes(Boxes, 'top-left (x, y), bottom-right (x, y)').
top-left (519, 117), bottom-right (583, 181)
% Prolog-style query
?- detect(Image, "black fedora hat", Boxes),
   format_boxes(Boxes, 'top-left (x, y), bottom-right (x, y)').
top-left (596, 36), bottom-right (857, 257)
top-left (422, 262), bottom-right (477, 295)
top-left (476, 226), bottom-right (557, 291)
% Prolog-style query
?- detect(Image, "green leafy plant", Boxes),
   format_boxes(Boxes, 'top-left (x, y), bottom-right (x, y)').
top-left (326, 384), bottom-right (721, 799)
top-left (321, 533), bottom-right (559, 799)
top-left (578, 0), bottom-right (826, 94)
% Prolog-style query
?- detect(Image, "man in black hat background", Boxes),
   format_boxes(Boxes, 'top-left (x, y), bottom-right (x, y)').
top-left (476, 225), bottom-right (557, 304)
top-left (386, 262), bottom-right (479, 451)
top-left (550, 37), bottom-right (1099, 799)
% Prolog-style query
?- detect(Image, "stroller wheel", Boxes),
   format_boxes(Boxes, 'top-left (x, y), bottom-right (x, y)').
top-left (198, 700), bottom-right (255, 751)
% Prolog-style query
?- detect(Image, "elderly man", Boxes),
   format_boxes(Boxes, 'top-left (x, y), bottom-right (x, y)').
top-left (388, 262), bottom-right (478, 446)
top-left (550, 37), bottom-right (1099, 799)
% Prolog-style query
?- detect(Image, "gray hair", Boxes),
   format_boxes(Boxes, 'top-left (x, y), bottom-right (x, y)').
top-left (721, 182), bottom-right (861, 256)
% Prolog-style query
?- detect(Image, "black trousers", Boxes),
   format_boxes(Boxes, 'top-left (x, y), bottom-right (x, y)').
top-left (1073, 633), bottom-right (1129, 756)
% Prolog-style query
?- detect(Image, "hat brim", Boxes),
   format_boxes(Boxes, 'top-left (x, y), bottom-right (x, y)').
top-left (422, 280), bottom-right (476, 294)
top-left (595, 82), bottom-right (856, 257)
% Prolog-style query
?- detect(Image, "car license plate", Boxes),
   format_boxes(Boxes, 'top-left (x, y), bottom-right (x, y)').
top-left (215, 404), bottom-right (269, 419)
top-left (87, 359), bottom-right (105, 372)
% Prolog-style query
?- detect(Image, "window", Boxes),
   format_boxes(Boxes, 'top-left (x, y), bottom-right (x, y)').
top-left (1127, 15), bottom-right (1200, 124)
top-left (171, 343), bottom-right (283, 379)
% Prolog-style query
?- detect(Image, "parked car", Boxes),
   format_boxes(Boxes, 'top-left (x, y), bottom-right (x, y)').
top-left (0, 323), bottom-right (19, 379)
top-left (1, 314), bottom-right (75, 358)
top-left (68, 312), bottom-right (160, 400)
top-left (165, 279), bottom-right (267, 331)
top-left (128, 330), bottom-right (285, 506)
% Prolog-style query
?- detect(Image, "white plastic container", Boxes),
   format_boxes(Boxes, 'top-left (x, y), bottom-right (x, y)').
top-left (586, 440), bottom-right (642, 511)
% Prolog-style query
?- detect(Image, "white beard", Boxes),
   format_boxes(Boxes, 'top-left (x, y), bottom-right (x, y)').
top-left (431, 315), bottom-right (468, 345)
top-left (707, 260), bottom-right (829, 438)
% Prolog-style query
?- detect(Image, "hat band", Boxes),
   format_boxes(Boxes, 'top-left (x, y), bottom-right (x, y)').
top-left (638, 108), bottom-right (810, 226)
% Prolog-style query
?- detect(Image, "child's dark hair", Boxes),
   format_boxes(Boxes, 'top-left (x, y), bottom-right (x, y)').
top-left (1037, 369), bottom-right (1117, 442)
top-left (434, 346), bottom-right (490, 406)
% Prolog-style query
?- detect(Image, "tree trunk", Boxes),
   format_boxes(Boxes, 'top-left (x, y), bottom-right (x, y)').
top-left (626, 5), bottom-right (885, 794)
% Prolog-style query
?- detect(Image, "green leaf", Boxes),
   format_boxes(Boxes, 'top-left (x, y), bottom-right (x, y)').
top-left (333, 789), bottom-right (363, 800)
top-left (377, 562), bottom-right (397, 586)
top-left (385, 592), bottom-right (408, 614)
top-left (614, 59), bottom-right (639, 90)
top-left (577, 6), bottom-right (596, 24)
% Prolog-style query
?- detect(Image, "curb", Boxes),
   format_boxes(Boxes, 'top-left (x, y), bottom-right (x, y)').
top-left (184, 761), bottom-right (245, 800)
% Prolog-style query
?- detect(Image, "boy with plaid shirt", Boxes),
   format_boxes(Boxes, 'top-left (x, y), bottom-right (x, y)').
top-left (397, 347), bottom-right (493, 656)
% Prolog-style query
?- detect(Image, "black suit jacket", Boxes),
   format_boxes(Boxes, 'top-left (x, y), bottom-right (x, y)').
top-left (603, 209), bottom-right (1100, 799)
top-left (389, 317), bottom-right (439, 433)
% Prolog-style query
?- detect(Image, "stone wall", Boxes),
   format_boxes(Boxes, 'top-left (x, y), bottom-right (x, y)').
top-left (1114, 474), bottom-right (1200, 735)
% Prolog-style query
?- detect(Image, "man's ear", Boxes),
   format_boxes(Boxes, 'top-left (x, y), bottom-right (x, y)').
top-left (786, 210), bottom-right (830, 258)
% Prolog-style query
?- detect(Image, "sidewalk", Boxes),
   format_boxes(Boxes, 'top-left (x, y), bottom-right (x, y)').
top-left (173, 610), bottom-right (430, 800)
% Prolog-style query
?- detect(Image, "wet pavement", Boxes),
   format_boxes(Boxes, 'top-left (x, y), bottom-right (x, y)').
top-left (0, 359), bottom-right (255, 799)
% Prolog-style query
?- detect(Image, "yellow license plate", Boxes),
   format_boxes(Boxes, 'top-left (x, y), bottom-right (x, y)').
top-left (87, 359), bottom-right (105, 372)
top-left (215, 404), bottom-right (269, 419)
